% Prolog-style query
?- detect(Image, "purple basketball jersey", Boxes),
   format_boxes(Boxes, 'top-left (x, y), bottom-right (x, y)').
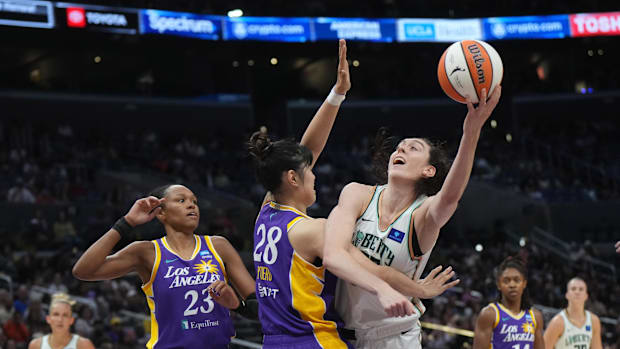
top-left (142, 235), bottom-right (234, 349)
top-left (254, 202), bottom-right (353, 349)
top-left (490, 302), bottom-right (537, 349)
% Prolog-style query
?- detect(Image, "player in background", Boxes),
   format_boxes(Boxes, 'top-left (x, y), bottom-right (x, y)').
top-left (473, 256), bottom-right (544, 349)
top-left (543, 277), bottom-right (602, 349)
top-left (28, 293), bottom-right (95, 349)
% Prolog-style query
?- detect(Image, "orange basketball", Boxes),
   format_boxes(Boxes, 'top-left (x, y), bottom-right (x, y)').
top-left (437, 40), bottom-right (503, 104)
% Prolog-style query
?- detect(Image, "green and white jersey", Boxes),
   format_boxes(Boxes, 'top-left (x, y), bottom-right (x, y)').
top-left (40, 334), bottom-right (79, 349)
top-left (336, 185), bottom-right (432, 331)
top-left (555, 310), bottom-right (592, 349)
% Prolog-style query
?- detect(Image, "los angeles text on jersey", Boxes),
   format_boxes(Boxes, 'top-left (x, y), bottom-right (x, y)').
top-left (499, 324), bottom-right (535, 342)
top-left (164, 266), bottom-right (221, 289)
top-left (353, 231), bottom-right (395, 266)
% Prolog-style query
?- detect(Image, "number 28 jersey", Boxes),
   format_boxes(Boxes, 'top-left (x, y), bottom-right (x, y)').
top-left (253, 202), bottom-right (352, 348)
top-left (142, 235), bottom-right (234, 349)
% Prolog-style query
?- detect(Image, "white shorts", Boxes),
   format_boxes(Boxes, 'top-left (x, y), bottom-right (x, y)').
top-left (353, 326), bottom-right (421, 349)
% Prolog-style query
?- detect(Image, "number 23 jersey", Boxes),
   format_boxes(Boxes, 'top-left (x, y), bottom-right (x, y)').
top-left (142, 235), bottom-right (234, 349)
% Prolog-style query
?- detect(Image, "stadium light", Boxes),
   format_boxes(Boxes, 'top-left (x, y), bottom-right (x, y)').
top-left (228, 9), bottom-right (243, 18)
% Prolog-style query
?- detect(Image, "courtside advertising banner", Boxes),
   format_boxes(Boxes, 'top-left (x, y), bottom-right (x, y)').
top-left (483, 15), bottom-right (570, 40)
top-left (433, 19), bottom-right (483, 41)
top-left (312, 17), bottom-right (396, 42)
top-left (396, 18), bottom-right (436, 42)
top-left (569, 12), bottom-right (620, 37)
top-left (0, 0), bottom-right (54, 28)
top-left (56, 2), bottom-right (139, 34)
top-left (140, 9), bottom-right (222, 40)
top-left (223, 16), bottom-right (311, 42)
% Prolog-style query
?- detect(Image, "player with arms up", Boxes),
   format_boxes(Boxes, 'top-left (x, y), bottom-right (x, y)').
top-left (249, 39), bottom-right (459, 349)
top-left (323, 83), bottom-right (501, 348)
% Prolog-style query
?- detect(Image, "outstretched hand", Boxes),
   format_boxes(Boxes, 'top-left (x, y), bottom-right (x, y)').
top-left (124, 196), bottom-right (166, 227)
top-left (464, 85), bottom-right (502, 133)
top-left (417, 265), bottom-right (460, 299)
top-left (615, 241), bottom-right (620, 254)
top-left (333, 39), bottom-right (351, 95)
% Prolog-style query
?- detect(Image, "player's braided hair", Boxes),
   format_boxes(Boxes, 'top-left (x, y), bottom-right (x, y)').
top-left (495, 256), bottom-right (532, 311)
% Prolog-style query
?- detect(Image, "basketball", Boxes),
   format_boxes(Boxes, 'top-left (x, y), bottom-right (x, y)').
top-left (438, 40), bottom-right (503, 104)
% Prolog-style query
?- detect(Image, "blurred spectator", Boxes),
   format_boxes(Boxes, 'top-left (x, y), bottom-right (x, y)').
top-left (2, 311), bottom-right (29, 344)
top-left (23, 298), bottom-right (46, 338)
top-left (48, 273), bottom-right (68, 294)
top-left (52, 211), bottom-right (77, 248)
top-left (0, 289), bottom-right (13, 325)
top-left (12, 286), bottom-right (28, 317)
top-left (7, 178), bottom-right (35, 203)
top-left (74, 306), bottom-right (95, 338)
top-left (209, 209), bottom-right (242, 249)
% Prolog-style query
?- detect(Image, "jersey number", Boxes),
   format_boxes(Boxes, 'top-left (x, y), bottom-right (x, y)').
top-left (183, 289), bottom-right (214, 316)
top-left (253, 224), bottom-right (282, 265)
top-left (512, 345), bottom-right (530, 349)
top-left (574, 346), bottom-right (587, 349)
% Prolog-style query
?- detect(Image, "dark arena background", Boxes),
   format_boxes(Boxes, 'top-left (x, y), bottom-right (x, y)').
top-left (1, 0), bottom-right (619, 348)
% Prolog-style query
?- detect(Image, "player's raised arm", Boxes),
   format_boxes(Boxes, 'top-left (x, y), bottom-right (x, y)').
top-left (415, 86), bottom-right (501, 252)
top-left (72, 196), bottom-right (164, 282)
top-left (300, 39), bottom-right (350, 169)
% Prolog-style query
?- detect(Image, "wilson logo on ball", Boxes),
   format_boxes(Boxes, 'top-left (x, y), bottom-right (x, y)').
top-left (467, 43), bottom-right (486, 84)
top-left (438, 40), bottom-right (503, 104)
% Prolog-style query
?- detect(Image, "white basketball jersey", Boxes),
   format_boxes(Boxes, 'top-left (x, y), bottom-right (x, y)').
top-left (555, 310), bottom-right (592, 349)
top-left (40, 334), bottom-right (80, 349)
top-left (336, 185), bottom-right (433, 331)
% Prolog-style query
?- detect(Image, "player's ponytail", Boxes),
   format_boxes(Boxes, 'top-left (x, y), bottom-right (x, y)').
top-left (371, 127), bottom-right (396, 185)
top-left (248, 131), bottom-right (274, 161)
top-left (247, 131), bottom-right (313, 193)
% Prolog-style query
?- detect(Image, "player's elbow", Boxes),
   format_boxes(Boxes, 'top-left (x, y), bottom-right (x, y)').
top-left (322, 247), bottom-right (340, 272)
top-left (72, 264), bottom-right (85, 280)
top-left (72, 263), bottom-right (91, 281)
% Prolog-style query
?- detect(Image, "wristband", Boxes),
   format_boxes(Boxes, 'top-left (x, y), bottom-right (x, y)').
top-left (326, 89), bottom-right (346, 106)
top-left (234, 293), bottom-right (259, 320)
top-left (112, 216), bottom-right (133, 236)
